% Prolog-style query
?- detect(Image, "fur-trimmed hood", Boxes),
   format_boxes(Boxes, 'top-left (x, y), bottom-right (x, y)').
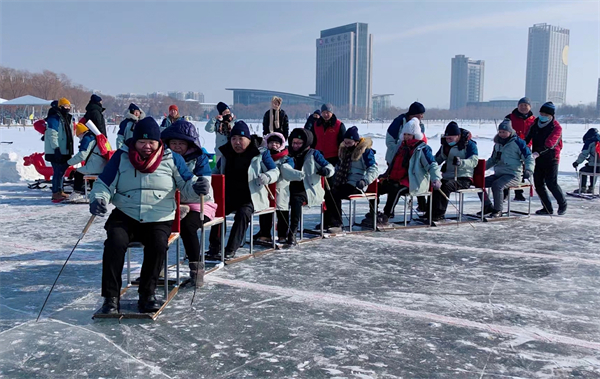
top-left (124, 109), bottom-right (146, 121)
top-left (338, 137), bottom-right (373, 161)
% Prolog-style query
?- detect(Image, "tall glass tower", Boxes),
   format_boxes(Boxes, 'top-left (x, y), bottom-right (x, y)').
top-left (525, 23), bottom-right (569, 105)
top-left (450, 55), bottom-right (485, 110)
top-left (316, 23), bottom-right (373, 118)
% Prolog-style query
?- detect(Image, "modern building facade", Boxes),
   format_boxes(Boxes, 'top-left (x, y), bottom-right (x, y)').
top-left (450, 55), bottom-right (485, 110)
top-left (525, 23), bottom-right (569, 105)
top-left (372, 94), bottom-right (393, 119)
top-left (316, 23), bottom-right (373, 118)
top-left (226, 88), bottom-right (322, 108)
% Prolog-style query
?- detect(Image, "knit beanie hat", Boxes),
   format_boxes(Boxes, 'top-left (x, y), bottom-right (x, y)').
top-left (129, 103), bottom-right (141, 113)
top-left (75, 122), bottom-right (89, 136)
top-left (217, 102), bottom-right (230, 115)
top-left (401, 118), bottom-right (424, 140)
top-left (133, 117), bottom-right (161, 142)
top-left (230, 120), bottom-right (250, 139)
top-left (518, 97), bottom-right (531, 106)
top-left (321, 103), bottom-right (333, 113)
top-left (169, 104), bottom-right (178, 112)
top-left (407, 101), bottom-right (426, 116)
top-left (498, 118), bottom-right (514, 133)
top-left (540, 102), bottom-right (556, 116)
top-left (344, 126), bottom-right (360, 141)
top-left (58, 98), bottom-right (71, 107)
top-left (90, 94), bottom-right (102, 103)
top-left (444, 121), bottom-right (460, 136)
top-left (313, 109), bottom-right (321, 116)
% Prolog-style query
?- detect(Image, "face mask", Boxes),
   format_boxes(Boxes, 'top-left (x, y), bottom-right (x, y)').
top-left (222, 114), bottom-right (232, 122)
top-left (538, 116), bottom-right (550, 123)
top-left (447, 141), bottom-right (457, 146)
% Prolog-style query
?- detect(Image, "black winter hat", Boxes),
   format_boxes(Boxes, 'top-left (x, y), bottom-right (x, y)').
top-left (217, 102), bottom-right (230, 115)
top-left (230, 120), bottom-right (250, 139)
top-left (289, 128), bottom-right (313, 154)
top-left (540, 102), bottom-right (556, 116)
top-left (313, 109), bottom-right (321, 116)
top-left (129, 103), bottom-right (141, 113)
top-left (133, 117), bottom-right (161, 142)
top-left (407, 101), bottom-right (426, 116)
top-left (321, 103), bottom-right (333, 113)
top-left (90, 94), bottom-right (102, 103)
top-left (445, 121), bottom-right (460, 136)
top-left (344, 126), bottom-right (360, 141)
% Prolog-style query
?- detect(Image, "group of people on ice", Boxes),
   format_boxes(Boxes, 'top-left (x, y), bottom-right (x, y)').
top-left (41, 94), bottom-right (600, 316)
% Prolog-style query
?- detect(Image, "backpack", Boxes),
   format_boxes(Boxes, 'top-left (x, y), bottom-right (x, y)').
top-left (77, 117), bottom-right (115, 161)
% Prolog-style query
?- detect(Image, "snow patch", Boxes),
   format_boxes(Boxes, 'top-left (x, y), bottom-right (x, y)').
top-left (0, 152), bottom-right (42, 183)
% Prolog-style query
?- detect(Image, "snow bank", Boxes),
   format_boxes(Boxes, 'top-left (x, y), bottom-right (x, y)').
top-left (0, 152), bottom-right (42, 183)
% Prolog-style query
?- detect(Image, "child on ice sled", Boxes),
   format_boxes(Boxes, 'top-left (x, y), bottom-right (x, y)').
top-left (572, 128), bottom-right (600, 194)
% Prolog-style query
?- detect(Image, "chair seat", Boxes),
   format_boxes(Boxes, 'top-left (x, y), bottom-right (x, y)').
top-left (254, 207), bottom-right (276, 216)
top-left (203, 216), bottom-right (225, 228)
top-left (83, 175), bottom-right (98, 180)
top-left (348, 193), bottom-right (377, 200)
top-left (457, 187), bottom-right (483, 194)
top-left (508, 184), bottom-right (532, 189)
top-left (167, 232), bottom-right (180, 246)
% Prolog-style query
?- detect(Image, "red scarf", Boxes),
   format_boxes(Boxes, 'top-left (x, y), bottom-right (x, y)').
top-left (270, 148), bottom-right (289, 161)
top-left (128, 143), bottom-right (164, 173)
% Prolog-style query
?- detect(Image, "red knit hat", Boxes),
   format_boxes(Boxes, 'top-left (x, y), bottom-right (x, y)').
top-left (169, 104), bottom-right (178, 112)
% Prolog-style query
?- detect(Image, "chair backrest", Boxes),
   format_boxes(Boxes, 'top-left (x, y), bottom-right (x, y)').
top-left (473, 159), bottom-right (486, 189)
top-left (171, 190), bottom-right (180, 233)
top-left (211, 174), bottom-right (226, 218)
top-left (268, 182), bottom-right (277, 208)
top-left (366, 179), bottom-right (378, 194)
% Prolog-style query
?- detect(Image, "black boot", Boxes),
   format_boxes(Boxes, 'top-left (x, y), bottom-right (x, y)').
top-left (558, 202), bottom-right (567, 215)
top-left (138, 294), bottom-right (164, 313)
top-left (477, 204), bottom-right (495, 216)
top-left (513, 190), bottom-right (526, 201)
top-left (285, 230), bottom-right (297, 246)
top-left (189, 261), bottom-right (204, 288)
top-left (204, 245), bottom-right (221, 261)
top-left (99, 297), bottom-right (119, 315)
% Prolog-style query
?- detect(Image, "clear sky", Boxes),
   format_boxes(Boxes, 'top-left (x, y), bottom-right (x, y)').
top-left (1, 0), bottom-right (598, 108)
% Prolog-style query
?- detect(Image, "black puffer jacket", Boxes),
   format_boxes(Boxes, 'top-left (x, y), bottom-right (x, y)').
top-left (262, 109), bottom-right (289, 139)
top-left (84, 101), bottom-right (107, 136)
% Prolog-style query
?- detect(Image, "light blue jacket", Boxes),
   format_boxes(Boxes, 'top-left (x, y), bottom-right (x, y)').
top-left (205, 117), bottom-right (230, 158)
top-left (44, 109), bottom-right (73, 160)
top-left (116, 110), bottom-right (146, 149)
top-left (281, 149), bottom-right (335, 207)
top-left (337, 138), bottom-right (378, 190)
top-left (90, 146), bottom-right (200, 223)
top-left (486, 134), bottom-right (535, 179)
top-left (67, 131), bottom-right (108, 175)
top-left (435, 129), bottom-right (479, 180)
top-left (408, 144), bottom-right (442, 195)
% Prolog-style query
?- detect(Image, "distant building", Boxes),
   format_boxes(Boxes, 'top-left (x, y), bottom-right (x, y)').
top-left (226, 88), bottom-right (322, 108)
top-left (525, 23), bottom-right (569, 105)
top-left (597, 79), bottom-right (600, 116)
top-left (450, 55), bottom-right (485, 110)
top-left (372, 94), bottom-right (393, 119)
top-left (316, 23), bottom-right (373, 118)
top-left (185, 92), bottom-right (205, 102)
top-left (167, 91), bottom-right (185, 101)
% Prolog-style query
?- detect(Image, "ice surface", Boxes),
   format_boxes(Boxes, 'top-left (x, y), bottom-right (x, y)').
top-left (1, 120), bottom-right (600, 378)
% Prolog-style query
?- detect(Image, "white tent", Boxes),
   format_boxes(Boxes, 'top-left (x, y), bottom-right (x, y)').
top-left (0, 95), bottom-right (51, 106)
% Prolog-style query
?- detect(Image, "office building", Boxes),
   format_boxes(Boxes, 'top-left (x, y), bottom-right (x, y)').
top-left (525, 23), bottom-right (569, 105)
top-left (372, 94), bottom-right (393, 119)
top-left (450, 55), bottom-right (485, 110)
top-left (316, 23), bottom-right (373, 118)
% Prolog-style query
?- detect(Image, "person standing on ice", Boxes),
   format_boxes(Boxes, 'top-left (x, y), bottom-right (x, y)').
top-left (385, 102), bottom-right (426, 165)
top-left (206, 121), bottom-right (279, 260)
top-left (478, 119), bottom-right (534, 218)
top-left (89, 117), bottom-right (209, 314)
top-left (67, 122), bottom-right (109, 195)
top-left (252, 132), bottom-right (295, 244)
top-left (44, 97), bottom-right (74, 202)
top-left (279, 128), bottom-right (334, 245)
top-left (160, 104), bottom-right (183, 132)
top-left (307, 103), bottom-right (347, 166)
top-left (116, 103), bottom-right (145, 149)
top-left (205, 102), bottom-right (235, 161)
top-left (83, 94), bottom-right (107, 137)
top-left (303, 109), bottom-right (321, 131)
top-left (525, 102), bottom-right (567, 215)
top-left (572, 128), bottom-right (600, 194)
top-left (325, 126), bottom-right (378, 231)
top-left (427, 122), bottom-right (478, 221)
top-left (262, 96), bottom-right (289, 139)
top-left (366, 118), bottom-right (441, 226)
top-left (161, 119), bottom-right (217, 288)
top-left (505, 97), bottom-right (535, 201)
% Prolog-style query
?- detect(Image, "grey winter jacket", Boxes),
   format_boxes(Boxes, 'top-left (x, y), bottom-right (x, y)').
top-left (435, 129), bottom-right (479, 180)
top-left (575, 141), bottom-right (600, 168)
top-left (408, 144), bottom-right (442, 195)
top-left (486, 134), bottom-right (535, 179)
top-left (67, 132), bottom-right (108, 175)
top-left (337, 138), bottom-right (378, 190)
top-left (281, 149), bottom-right (335, 207)
top-left (205, 117), bottom-right (231, 159)
top-left (90, 146), bottom-right (201, 223)
top-left (116, 110), bottom-right (146, 149)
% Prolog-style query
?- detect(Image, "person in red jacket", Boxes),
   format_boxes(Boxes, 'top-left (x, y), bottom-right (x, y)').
top-left (505, 97), bottom-right (536, 201)
top-left (525, 102), bottom-right (566, 215)
top-left (307, 103), bottom-right (347, 166)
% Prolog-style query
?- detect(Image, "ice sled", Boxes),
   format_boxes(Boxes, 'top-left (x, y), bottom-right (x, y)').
top-left (23, 152), bottom-right (76, 189)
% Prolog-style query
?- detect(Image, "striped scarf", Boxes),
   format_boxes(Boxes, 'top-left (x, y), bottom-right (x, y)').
top-left (332, 148), bottom-right (353, 189)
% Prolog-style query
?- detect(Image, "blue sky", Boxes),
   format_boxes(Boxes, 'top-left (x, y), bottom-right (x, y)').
top-left (1, 1), bottom-right (598, 108)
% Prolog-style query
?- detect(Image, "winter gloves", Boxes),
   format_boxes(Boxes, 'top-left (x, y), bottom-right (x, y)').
top-left (193, 177), bottom-right (210, 196)
top-left (523, 170), bottom-right (533, 180)
top-left (453, 156), bottom-right (462, 167)
top-left (356, 179), bottom-right (367, 189)
top-left (90, 198), bottom-right (107, 216)
top-left (572, 162), bottom-right (579, 169)
top-left (532, 152), bottom-right (540, 159)
top-left (316, 166), bottom-right (328, 176)
top-left (255, 173), bottom-right (270, 186)
top-left (432, 180), bottom-right (442, 190)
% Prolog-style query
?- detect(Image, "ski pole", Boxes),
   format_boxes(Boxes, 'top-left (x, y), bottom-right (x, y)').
top-left (191, 196), bottom-right (204, 307)
top-left (323, 177), bottom-right (348, 231)
top-left (575, 167), bottom-right (581, 191)
top-left (358, 187), bottom-right (386, 231)
top-left (437, 189), bottom-right (475, 229)
top-left (36, 214), bottom-right (96, 322)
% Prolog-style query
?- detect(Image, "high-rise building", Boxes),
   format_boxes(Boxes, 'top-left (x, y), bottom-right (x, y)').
top-left (450, 55), bottom-right (485, 110)
top-left (596, 79), bottom-right (600, 116)
top-left (185, 92), bottom-right (205, 102)
top-left (316, 22), bottom-right (373, 118)
top-left (525, 23), bottom-right (569, 106)
top-left (372, 94), bottom-right (393, 119)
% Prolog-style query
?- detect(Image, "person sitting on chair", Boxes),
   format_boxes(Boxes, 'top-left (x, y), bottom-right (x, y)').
top-left (572, 128), bottom-right (600, 194)
top-left (90, 117), bottom-right (209, 314)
